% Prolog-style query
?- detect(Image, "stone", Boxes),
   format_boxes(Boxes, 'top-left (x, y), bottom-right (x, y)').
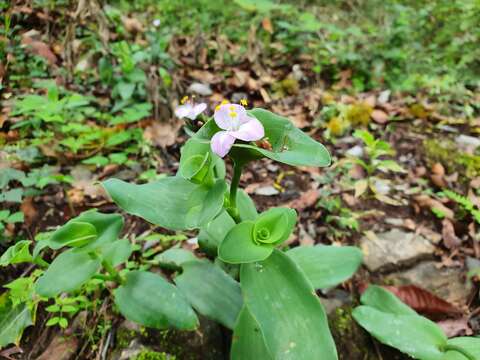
top-left (360, 229), bottom-right (435, 272)
top-left (385, 261), bottom-right (471, 307)
top-left (187, 83), bottom-right (212, 96)
top-left (254, 185), bottom-right (279, 196)
top-left (455, 134), bottom-right (480, 149)
top-left (345, 145), bottom-right (364, 158)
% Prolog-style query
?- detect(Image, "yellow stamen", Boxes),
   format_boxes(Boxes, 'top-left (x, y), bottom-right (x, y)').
top-left (180, 96), bottom-right (189, 104)
top-left (229, 105), bottom-right (235, 111)
top-left (229, 112), bottom-right (237, 118)
top-left (221, 100), bottom-right (229, 105)
top-left (240, 98), bottom-right (248, 106)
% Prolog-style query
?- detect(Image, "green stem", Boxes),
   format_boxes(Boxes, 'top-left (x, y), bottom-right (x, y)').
top-left (443, 345), bottom-right (476, 360)
top-left (227, 160), bottom-right (243, 223)
top-left (101, 260), bottom-right (123, 284)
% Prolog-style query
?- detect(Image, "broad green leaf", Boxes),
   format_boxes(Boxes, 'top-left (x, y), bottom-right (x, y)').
top-left (287, 245), bottom-right (362, 289)
top-left (360, 285), bottom-right (417, 316)
top-left (352, 306), bottom-right (446, 360)
top-left (0, 240), bottom-right (32, 266)
top-left (103, 177), bottom-right (226, 230)
top-left (0, 296), bottom-right (32, 348)
top-left (114, 270), bottom-right (198, 330)
top-left (154, 248), bottom-right (198, 269)
top-left (219, 222), bottom-right (273, 264)
top-left (35, 249), bottom-right (101, 297)
top-left (175, 260), bottom-right (242, 329)
top-left (198, 210), bottom-right (236, 255)
top-left (252, 207), bottom-right (296, 245)
top-left (6, 211), bottom-right (24, 223)
top-left (237, 190), bottom-right (258, 220)
top-left (74, 211), bottom-right (124, 250)
top-left (48, 221), bottom-right (97, 249)
top-left (240, 249), bottom-right (338, 360)
top-left (239, 109), bottom-right (331, 167)
top-left (441, 351), bottom-right (469, 360)
top-left (231, 306), bottom-right (273, 360)
top-left (446, 337), bottom-right (480, 359)
top-left (178, 138), bottom-right (211, 180)
top-left (100, 239), bottom-right (132, 267)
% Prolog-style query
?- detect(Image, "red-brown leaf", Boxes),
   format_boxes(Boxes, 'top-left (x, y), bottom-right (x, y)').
top-left (383, 284), bottom-right (463, 320)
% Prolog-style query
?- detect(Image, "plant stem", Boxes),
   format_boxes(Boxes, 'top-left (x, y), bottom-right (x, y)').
top-left (101, 260), bottom-right (123, 284)
top-left (229, 160), bottom-right (243, 210)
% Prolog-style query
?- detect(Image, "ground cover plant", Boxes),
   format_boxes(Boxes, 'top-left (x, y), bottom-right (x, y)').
top-left (1, 0), bottom-right (480, 359)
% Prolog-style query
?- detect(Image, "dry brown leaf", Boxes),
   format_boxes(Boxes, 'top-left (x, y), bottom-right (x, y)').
top-left (261, 18), bottom-right (274, 33)
top-left (143, 120), bottom-right (182, 148)
top-left (21, 34), bottom-right (57, 65)
top-left (286, 189), bottom-right (318, 210)
top-left (414, 195), bottom-right (454, 219)
top-left (437, 317), bottom-right (473, 338)
top-left (20, 197), bottom-right (38, 227)
top-left (441, 218), bottom-right (461, 249)
top-left (122, 16), bottom-right (144, 33)
top-left (371, 109), bottom-right (389, 124)
top-left (382, 284), bottom-right (463, 320)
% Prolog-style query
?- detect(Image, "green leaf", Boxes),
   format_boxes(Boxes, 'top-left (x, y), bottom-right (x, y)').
top-left (6, 211), bottom-right (24, 223)
top-left (352, 306), bottom-right (446, 360)
top-left (231, 306), bottom-right (273, 360)
top-left (359, 285), bottom-right (417, 316)
top-left (179, 138), bottom-right (211, 180)
top-left (100, 239), bottom-right (132, 267)
top-left (175, 260), bottom-right (242, 329)
top-left (35, 249), bottom-right (101, 297)
top-left (154, 248), bottom-right (198, 270)
top-left (219, 221), bottom-right (273, 264)
top-left (237, 190), bottom-right (258, 221)
top-left (114, 270), bottom-right (198, 330)
top-left (376, 160), bottom-right (406, 173)
top-left (240, 249), bottom-right (338, 360)
top-left (0, 240), bottom-right (32, 266)
top-left (75, 211), bottom-right (124, 251)
top-left (241, 109), bottom-right (331, 167)
top-left (48, 221), bottom-right (97, 249)
top-left (103, 177), bottom-right (225, 230)
top-left (198, 210), bottom-right (236, 255)
top-left (446, 337), bottom-right (480, 360)
top-left (1, 188), bottom-right (23, 203)
top-left (287, 245), bottom-right (363, 289)
top-left (219, 208), bottom-right (296, 264)
top-left (0, 296), bottom-right (33, 348)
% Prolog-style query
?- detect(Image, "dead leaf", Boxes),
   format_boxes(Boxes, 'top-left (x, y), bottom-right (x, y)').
top-left (122, 16), bottom-right (144, 33)
top-left (442, 218), bottom-right (461, 249)
top-left (261, 18), bottom-right (274, 33)
top-left (354, 179), bottom-right (368, 198)
top-left (371, 109), bottom-right (389, 124)
top-left (286, 189), bottom-right (318, 210)
top-left (437, 317), bottom-right (473, 338)
top-left (143, 120), bottom-right (182, 148)
top-left (36, 335), bottom-right (78, 360)
top-left (21, 34), bottom-right (57, 65)
top-left (382, 284), bottom-right (463, 320)
top-left (414, 195), bottom-right (454, 219)
top-left (20, 197), bottom-right (38, 227)
top-left (298, 224), bottom-right (314, 246)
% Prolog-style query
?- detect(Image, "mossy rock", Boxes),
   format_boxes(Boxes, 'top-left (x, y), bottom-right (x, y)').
top-left (112, 316), bottom-right (225, 360)
top-left (329, 306), bottom-right (409, 360)
top-left (132, 350), bottom-right (174, 360)
top-left (424, 138), bottom-right (480, 178)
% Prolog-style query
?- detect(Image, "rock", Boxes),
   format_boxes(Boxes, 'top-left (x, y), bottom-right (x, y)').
top-left (187, 83), bottom-right (212, 96)
top-left (455, 134), bottom-right (480, 149)
top-left (231, 92), bottom-right (248, 104)
top-left (360, 229), bottom-right (435, 272)
top-left (377, 90), bottom-right (390, 104)
top-left (385, 261), bottom-right (471, 307)
top-left (345, 145), bottom-right (364, 158)
top-left (254, 185), bottom-right (279, 196)
top-left (384, 218), bottom-right (404, 227)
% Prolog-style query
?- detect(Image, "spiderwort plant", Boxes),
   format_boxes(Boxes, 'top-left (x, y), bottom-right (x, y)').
top-left (0, 101), bottom-right (365, 358)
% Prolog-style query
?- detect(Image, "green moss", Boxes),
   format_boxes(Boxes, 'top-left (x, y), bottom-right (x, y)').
top-left (116, 327), bottom-right (138, 349)
top-left (423, 139), bottom-right (480, 178)
top-left (133, 350), bottom-right (175, 360)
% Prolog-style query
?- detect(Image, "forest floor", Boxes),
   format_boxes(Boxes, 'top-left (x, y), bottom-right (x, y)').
top-left (1, 1), bottom-right (479, 359)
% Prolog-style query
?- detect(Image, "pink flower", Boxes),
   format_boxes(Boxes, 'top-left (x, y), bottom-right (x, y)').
top-left (175, 101), bottom-right (207, 120)
top-left (210, 103), bottom-right (264, 157)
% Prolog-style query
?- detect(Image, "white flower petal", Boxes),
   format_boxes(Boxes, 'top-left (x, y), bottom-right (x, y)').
top-left (210, 131), bottom-right (236, 158)
top-left (230, 116), bottom-right (265, 141)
